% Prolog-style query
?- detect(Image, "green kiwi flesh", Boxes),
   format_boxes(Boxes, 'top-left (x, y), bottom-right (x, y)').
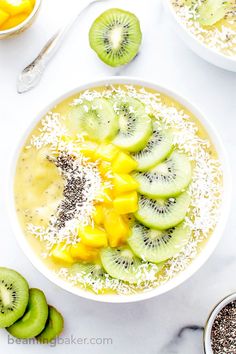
top-left (197, 0), bottom-right (232, 26)
top-left (113, 97), bottom-right (152, 152)
top-left (71, 262), bottom-right (106, 280)
top-left (7, 288), bottom-right (48, 339)
top-left (36, 306), bottom-right (64, 343)
top-left (68, 98), bottom-right (118, 141)
top-left (101, 247), bottom-right (141, 283)
top-left (128, 222), bottom-right (191, 263)
top-left (133, 151), bottom-right (192, 198)
top-left (132, 125), bottom-right (173, 171)
top-left (135, 192), bottom-right (190, 230)
top-left (89, 8), bottom-right (142, 67)
top-left (0, 268), bottom-right (29, 328)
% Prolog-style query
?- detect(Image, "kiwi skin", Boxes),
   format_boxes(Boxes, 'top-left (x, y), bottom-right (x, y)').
top-left (0, 267), bottom-right (29, 328)
top-left (89, 8), bottom-right (142, 67)
top-left (36, 306), bottom-right (64, 344)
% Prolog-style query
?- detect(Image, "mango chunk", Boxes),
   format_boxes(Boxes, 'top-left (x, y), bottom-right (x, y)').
top-left (0, 12), bottom-right (27, 29)
top-left (96, 186), bottom-right (113, 204)
top-left (51, 243), bottom-right (74, 265)
top-left (113, 191), bottom-right (138, 214)
top-left (79, 140), bottom-right (98, 160)
top-left (112, 152), bottom-right (138, 173)
top-left (98, 160), bottom-right (112, 178)
top-left (95, 144), bottom-right (119, 162)
top-left (79, 226), bottom-right (108, 248)
top-left (70, 243), bottom-right (98, 261)
top-left (0, 0), bottom-right (32, 16)
top-left (103, 209), bottom-right (130, 247)
top-left (93, 205), bottom-right (104, 225)
top-left (113, 173), bottom-right (139, 194)
top-left (0, 8), bottom-right (9, 26)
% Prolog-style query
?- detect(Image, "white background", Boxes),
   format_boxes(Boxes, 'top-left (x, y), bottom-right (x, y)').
top-left (0, 0), bottom-right (236, 353)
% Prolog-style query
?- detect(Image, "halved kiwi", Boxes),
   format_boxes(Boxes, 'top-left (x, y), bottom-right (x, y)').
top-left (68, 98), bottom-right (118, 141)
top-left (100, 247), bottom-right (141, 283)
top-left (132, 125), bottom-right (173, 171)
top-left (133, 151), bottom-right (192, 198)
top-left (36, 306), bottom-right (64, 344)
top-left (197, 0), bottom-right (233, 26)
top-left (128, 222), bottom-right (191, 263)
top-left (89, 8), bottom-right (142, 67)
top-left (0, 268), bottom-right (29, 328)
top-left (7, 288), bottom-right (48, 339)
top-left (113, 97), bottom-right (152, 152)
top-left (135, 192), bottom-right (190, 230)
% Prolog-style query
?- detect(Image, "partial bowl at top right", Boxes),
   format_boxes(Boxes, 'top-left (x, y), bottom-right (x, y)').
top-left (164, 0), bottom-right (236, 72)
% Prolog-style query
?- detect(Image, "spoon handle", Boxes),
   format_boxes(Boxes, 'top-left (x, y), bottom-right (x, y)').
top-left (17, 0), bottom-right (98, 93)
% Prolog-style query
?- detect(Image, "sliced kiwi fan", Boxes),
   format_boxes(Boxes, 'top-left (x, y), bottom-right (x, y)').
top-left (66, 93), bottom-right (193, 284)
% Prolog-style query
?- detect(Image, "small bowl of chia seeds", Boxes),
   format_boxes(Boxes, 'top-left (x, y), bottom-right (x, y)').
top-left (204, 293), bottom-right (236, 354)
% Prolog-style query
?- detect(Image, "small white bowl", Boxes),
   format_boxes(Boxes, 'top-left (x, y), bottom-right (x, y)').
top-left (204, 293), bottom-right (236, 353)
top-left (0, 0), bottom-right (41, 39)
top-left (163, 0), bottom-right (236, 72)
top-left (7, 77), bottom-right (232, 303)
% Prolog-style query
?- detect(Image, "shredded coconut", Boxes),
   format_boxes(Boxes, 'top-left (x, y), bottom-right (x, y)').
top-left (25, 85), bottom-right (223, 295)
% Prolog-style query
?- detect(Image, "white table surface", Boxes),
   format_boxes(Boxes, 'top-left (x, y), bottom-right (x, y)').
top-left (0, 0), bottom-right (236, 353)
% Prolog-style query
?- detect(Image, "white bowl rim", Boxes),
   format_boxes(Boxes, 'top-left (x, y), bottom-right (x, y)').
top-left (203, 292), bottom-right (236, 353)
top-left (7, 76), bottom-right (232, 303)
top-left (0, 0), bottom-right (41, 35)
top-left (164, 0), bottom-right (236, 64)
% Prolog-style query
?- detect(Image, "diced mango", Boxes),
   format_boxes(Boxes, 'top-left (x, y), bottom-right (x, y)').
top-left (70, 242), bottom-right (99, 261)
top-left (0, 0), bottom-right (32, 16)
top-left (103, 208), bottom-right (130, 247)
top-left (98, 160), bottom-right (112, 178)
top-left (0, 8), bottom-right (9, 26)
top-left (51, 243), bottom-right (74, 265)
top-left (113, 191), bottom-right (138, 214)
top-left (113, 173), bottom-right (139, 194)
top-left (93, 205), bottom-right (104, 225)
top-left (0, 12), bottom-right (27, 29)
top-left (79, 226), bottom-right (108, 248)
top-left (112, 152), bottom-right (138, 173)
top-left (95, 144), bottom-right (119, 162)
top-left (79, 141), bottom-right (98, 160)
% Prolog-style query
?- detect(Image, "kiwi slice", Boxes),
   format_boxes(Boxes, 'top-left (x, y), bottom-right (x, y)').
top-left (7, 288), bottom-right (48, 339)
top-left (36, 306), bottom-right (64, 344)
top-left (132, 126), bottom-right (173, 171)
top-left (128, 222), bottom-right (191, 263)
top-left (100, 247), bottom-right (141, 283)
top-left (68, 98), bottom-right (118, 141)
top-left (133, 151), bottom-right (192, 198)
top-left (71, 262), bottom-right (106, 280)
top-left (0, 268), bottom-right (29, 328)
top-left (197, 0), bottom-right (232, 26)
top-left (135, 192), bottom-right (190, 230)
top-left (113, 97), bottom-right (152, 152)
top-left (89, 8), bottom-right (142, 67)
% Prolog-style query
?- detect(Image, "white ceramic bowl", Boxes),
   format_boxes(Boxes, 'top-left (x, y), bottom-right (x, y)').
top-left (163, 0), bottom-right (236, 72)
top-left (8, 77), bottom-right (231, 303)
top-left (0, 0), bottom-right (41, 39)
top-left (204, 293), bottom-right (236, 353)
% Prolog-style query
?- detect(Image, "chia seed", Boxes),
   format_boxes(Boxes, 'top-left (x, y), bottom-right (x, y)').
top-left (211, 300), bottom-right (236, 354)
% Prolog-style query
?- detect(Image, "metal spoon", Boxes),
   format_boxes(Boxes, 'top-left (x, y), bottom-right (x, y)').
top-left (17, 0), bottom-right (108, 94)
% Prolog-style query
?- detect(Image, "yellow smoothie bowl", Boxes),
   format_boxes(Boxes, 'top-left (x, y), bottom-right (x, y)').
top-left (8, 77), bottom-right (231, 303)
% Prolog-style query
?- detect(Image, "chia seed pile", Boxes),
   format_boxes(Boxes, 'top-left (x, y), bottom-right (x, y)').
top-left (211, 301), bottom-right (236, 354)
